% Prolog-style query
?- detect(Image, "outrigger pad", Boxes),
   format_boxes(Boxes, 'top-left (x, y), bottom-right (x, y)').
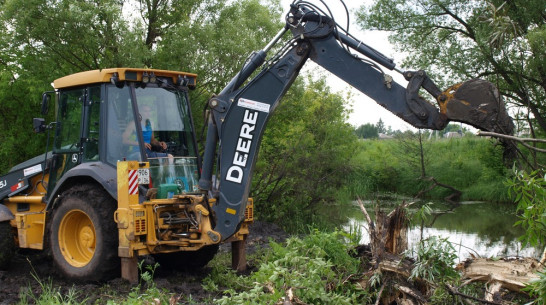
top-left (443, 79), bottom-right (514, 135)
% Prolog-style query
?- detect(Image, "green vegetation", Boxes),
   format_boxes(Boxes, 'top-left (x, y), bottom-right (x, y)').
top-left (18, 276), bottom-right (85, 305)
top-left (251, 76), bottom-right (359, 232)
top-left (350, 135), bottom-right (510, 202)
top-left (405, 236), bottom-right (459, 283)
top-left (104, 262), bottom-right (176, 305)
top-left (506, 167), bottom-right (546, 305)
top-left (18, 261), bottom-right (195, 305)
top-left (356, 0), bottom-right (546, 132)
top-left (14, 227), bottom-right (540, 304)
top-left (525, 270), bottom-right (546, 305)
top-left (207, 231), bottom-right (370, 304)
top-left (506, 168), bottom-right (546, 247)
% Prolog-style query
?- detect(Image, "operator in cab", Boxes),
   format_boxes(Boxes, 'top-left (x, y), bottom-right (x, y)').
top-left (122, 104), bottom-right (172, 159)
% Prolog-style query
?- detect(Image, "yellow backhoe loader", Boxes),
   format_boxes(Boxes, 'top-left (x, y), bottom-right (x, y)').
top-left (0, 1), bottom-right (513, 283)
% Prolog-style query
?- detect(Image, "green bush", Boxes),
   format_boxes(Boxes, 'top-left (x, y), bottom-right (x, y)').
top-left (524, 269), bottom-right (546, 305)
top-left (404, 236), bottom-right (459, 283)
top-left (210, 231), bottom-right (370, 304)
top-left (506, 167), bottom-right (546, 247)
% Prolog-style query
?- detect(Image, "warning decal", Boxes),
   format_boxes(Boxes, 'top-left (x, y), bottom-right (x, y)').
top-left (128, 170), bottom-right (139, 195)
top-left (238, 97), bottom-right (270, 113)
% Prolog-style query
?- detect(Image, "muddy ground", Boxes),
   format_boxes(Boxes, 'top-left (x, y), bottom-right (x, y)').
top-left (0, 221), bottom-right (288, 305)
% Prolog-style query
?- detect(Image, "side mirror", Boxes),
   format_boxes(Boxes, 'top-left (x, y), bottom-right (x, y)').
top-left (41, 92), bottom-right (53, 115)
top-left (33, 118), bottom-right (46, 133)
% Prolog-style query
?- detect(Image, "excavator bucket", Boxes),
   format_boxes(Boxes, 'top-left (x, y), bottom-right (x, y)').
top-left (438, 79), bottom-right (514, 135)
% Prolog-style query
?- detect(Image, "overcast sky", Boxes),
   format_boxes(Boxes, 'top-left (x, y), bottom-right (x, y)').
top-left (279, 0), bottom-right (417, 131)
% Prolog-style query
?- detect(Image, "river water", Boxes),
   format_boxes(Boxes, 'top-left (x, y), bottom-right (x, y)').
top-left (347, 198), bottom-right (543, 262)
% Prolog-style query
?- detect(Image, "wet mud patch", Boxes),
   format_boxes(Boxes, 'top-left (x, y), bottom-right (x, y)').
top-left (0, 221), bottom-right (288, 304)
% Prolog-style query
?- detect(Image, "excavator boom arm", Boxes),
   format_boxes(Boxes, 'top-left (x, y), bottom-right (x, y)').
top-left (199, 2), bottom-right (513, 240)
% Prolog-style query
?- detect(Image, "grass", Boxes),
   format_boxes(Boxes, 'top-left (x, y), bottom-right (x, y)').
top-left (346, 136), bottom-right (512, 202)
top-left (18, 271), bottom-right (87, 305)
top-left (16, 261), bottom-right (187, 305)
top-left (13, 229), bottom-right (540, 305)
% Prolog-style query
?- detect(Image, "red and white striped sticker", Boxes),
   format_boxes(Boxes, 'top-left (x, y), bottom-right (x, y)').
top-left (10, 181), bottom-right (25, 192)
top-left (128, 170), bottom-right (139, 195)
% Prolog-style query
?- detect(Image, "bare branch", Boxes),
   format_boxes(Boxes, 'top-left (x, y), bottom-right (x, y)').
top-left (436, 3), bottom-right (475, 40)
top-left (477, 131), bottom-right (546, 153)
top-left (356, 196), bottom-right (373, 230)
top-left (374, 283), bottom-right (385, 305)
top-left (445, 284), bottom-right (502, 305)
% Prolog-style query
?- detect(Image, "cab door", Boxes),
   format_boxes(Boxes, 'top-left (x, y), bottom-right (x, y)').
top-left (47, 86), bottom-right (100, 195)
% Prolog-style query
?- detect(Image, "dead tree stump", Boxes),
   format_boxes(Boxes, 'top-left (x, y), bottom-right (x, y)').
top-left (357, 197), bottom-right (410, 260)
top-left (357, 197), bottom-right (427, 304)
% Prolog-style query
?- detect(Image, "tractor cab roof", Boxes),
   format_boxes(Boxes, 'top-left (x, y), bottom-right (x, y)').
top-left (53, 68), bottom-right (197, 90)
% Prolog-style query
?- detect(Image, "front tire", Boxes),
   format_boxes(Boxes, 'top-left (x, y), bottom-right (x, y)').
top-left (49, 184), bottom-right (119, 281)
top-left (0, 221), bottom-right (15, 270)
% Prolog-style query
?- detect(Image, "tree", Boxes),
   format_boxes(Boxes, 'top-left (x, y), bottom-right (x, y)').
top-left (0, 0), bottom-right (134, 172)
top-left (395, 130), bottom-right (428, 178)
top-left (355, 123), bottom-right (379, 139)
top-left (376, 118), bottom-right (386, 134)
top-left (356, 0), bottom-right (546, 133)
top-left (135, 0), bottom-right (207, 51)
top-left (0, 0), bottom-right (284, 172)
top-left (251, 76), bottom-right (358, 229)
top-left (154, 0), bottom-right (284, 126)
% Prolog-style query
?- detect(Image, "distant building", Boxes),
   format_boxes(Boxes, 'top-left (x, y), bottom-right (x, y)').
top-left (444, 131), bottom-right (462, 138)
top-left (378, 133), bottom-right (394, 140)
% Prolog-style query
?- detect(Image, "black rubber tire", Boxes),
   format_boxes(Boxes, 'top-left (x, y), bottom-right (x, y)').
top-left (155, 244), bottom-right (219, 271)
top-left (0, 221), bottom-right (16, 270)
top-left (49, 184), bottom-right (119, 282)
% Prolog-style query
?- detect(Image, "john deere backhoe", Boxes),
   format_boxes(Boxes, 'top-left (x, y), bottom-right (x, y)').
top-left (0, 1), bottom-right (513, 282)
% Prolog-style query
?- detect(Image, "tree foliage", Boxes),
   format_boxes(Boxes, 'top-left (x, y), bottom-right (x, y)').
top-left (356, 0), bottom-right (546, 133)
top-left (506, 167), bottom-right (546, 247)
top-left (0, 0), bottom-right (363, 230)
top-left (355, 123), bottom-right (378, 139)
top-left (252, 76), bottom-right (358, 230)
top-left (0, 0), bottom-right (284, 173)
top-left (210, 230), bottom-right (368, 304)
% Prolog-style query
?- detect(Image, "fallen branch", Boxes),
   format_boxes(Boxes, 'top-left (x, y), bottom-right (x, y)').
top-left (485, 281), bottom-right (503, 303)
top-left (357, 196), bottom-right (373, 232)
top-left (415, 176), bottom-right (462, 203)
top-left (477, 131), bottom-right (546, 153)
top-left (457, 257), bottom-right (543, 292)
top-left (395, 284), bottom-right (427, 305)
top-left (374, 283), bottom-right (386, 305)
top-left (445, 284), bottom-right (502, 305)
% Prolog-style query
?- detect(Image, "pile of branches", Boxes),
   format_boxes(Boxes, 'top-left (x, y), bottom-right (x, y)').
top-left (355, 197), bottom-right (544, 305)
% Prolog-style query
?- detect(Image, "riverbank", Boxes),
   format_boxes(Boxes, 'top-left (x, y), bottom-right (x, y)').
top-left (1, 221), bottom-right (541, 304)
top-left (349, 136), bottom-right (512, 202)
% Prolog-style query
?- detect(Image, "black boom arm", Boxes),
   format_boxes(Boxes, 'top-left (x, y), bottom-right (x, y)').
top-left (199, 3), bottom-right (458, 240)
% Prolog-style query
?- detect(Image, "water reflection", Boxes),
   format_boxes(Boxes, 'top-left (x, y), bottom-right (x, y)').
top-left (348, 200), bottom-right (543, 261)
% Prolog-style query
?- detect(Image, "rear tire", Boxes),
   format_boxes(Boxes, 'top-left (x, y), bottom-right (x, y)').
top-left (155, 244), bottom-right (219, 271)
top-left (0, 221), bottom-right (16, 270)
top-left (49, 184), bottom-right (119, 281)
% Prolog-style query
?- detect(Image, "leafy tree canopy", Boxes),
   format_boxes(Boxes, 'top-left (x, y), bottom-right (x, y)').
top-left (0, 0), bottom-right (284, 172)
top-left (355, 123), bottom-right (379, 139)
top-left (356, 0), bottom-right (546, 133)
